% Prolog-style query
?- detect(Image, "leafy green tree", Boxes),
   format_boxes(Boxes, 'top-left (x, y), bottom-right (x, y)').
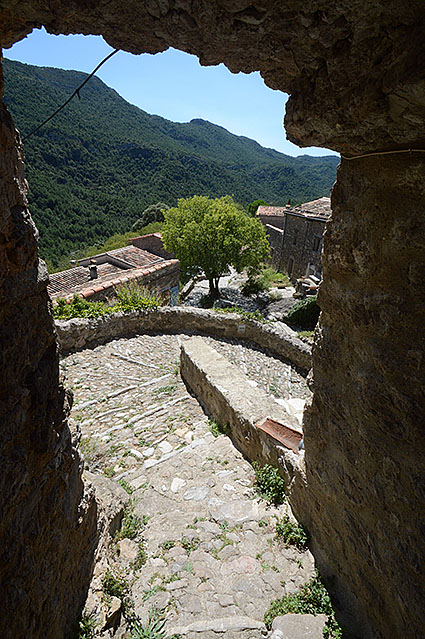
top-left (246, 199), bottom-right (268, 217)
top-left (162, 195), bottom-right (270, 296)
top-left (132, 202), bottom-right (169, 232)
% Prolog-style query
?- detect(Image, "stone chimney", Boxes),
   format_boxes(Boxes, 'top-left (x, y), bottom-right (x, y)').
top-left (89, 259), bottom-right (98, 280)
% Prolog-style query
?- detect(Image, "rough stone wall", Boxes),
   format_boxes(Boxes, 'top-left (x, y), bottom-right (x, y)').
top-left (55, 306), bottom-right (312, 371)
top-left (180, 336), bottom-right (301, 484)
top-left (0, 62), bottom-right (98, 639)
top-left (0, 2), bottom-right (425, 638)
top-left (280, 215), bottom-right (326, 281)
top-left (290, 155), bottom-right (425, 638)
top-left (130, 233), bottom-right (174, 259)
top-left (258, 213), bottom-right (286, 230)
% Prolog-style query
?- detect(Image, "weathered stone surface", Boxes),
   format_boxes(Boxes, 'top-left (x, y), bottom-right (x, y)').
top-left (290, 155), bottom-right (425, 638)
top-left (0, 73), bottom-right (98, 639)
top-left (85, 470), bottom-right (129, 538)
top-left (62, 333), bottom-right (315, 637)
top-left (172, 615), bottom-right (266, 635)
top-left (55, 306), bottom-right (312, 372)
top-left (180, 336), bottom-right (302, 487)
top-left (0, 3), bottom-right (424, 639)
top-left (271, 613), bottom-right (327, 638)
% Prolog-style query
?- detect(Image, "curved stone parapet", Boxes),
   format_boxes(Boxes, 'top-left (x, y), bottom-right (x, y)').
top-left (55, 306), bottom-right (312, 373)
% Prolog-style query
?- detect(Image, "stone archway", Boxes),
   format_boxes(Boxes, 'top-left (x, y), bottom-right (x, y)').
top-left (0, 2), bottom-right (424, 638)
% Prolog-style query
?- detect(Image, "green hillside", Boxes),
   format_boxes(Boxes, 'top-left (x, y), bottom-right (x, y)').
top-left (3, 58), bottom-right (339, 266)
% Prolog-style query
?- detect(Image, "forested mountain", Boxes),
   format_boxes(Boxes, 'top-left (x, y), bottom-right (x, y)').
top-left (3, 58), bottom-right (339, 266)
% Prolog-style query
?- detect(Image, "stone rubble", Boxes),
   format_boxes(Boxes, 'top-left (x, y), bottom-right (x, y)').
top-left (62, 333), bottom-right (317, 637)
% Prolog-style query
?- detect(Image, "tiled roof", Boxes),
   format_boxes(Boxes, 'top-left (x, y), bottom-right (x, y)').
top-left (107, 245), bottom-right (163, 268)
top-left (295, 197), bottom-right (331, 218)
top-left (258, 198), bottom-right (331, 221)
top-left (55, 259), bottom-right (179, 302)
top-left (257, 205), bottom-right (289, 217)
top-left (48, 243), bottom-right (173, 299)
top-left (48, 266), bottom-right (89, 295)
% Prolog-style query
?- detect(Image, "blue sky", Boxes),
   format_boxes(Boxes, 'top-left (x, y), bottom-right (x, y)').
top-left (5, 28), bottom-right (337, 158)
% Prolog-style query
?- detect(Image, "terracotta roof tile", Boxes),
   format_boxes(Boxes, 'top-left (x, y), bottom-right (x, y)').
top-left (48, 266), bottom-right (89, 296)
top-left (106, 245), bottom-right (163, 268)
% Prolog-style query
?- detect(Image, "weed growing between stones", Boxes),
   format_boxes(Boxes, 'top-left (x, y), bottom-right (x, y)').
top-left (102, 569), bottom-right (132, 613)
top-left (275, 514), bottom-right (309, 550)
top-left (253, 462), bottom-right (286, 506)
top-left (130, 606), bottom-right (183, 639)
top-left (153, 384), bottom-right (177, 396)
top-left (115, 500), bottom-right (149, 541)
top-left (297, 329), bottom-right (314, 341)
top-left (181, 536), bottom-right (201, 555)
top-left (208, 418), bottom-right (229, 438)
top-left (133, 541), bottom-right (148, 571)
top-left (79, 436), bottom-right (98, 467)
top-left (76, 610), bottom-right (97, 639)
top-left (160, 539), bottom-right (176, 552)
top-left (119, 479), bottom-right (136, 495)
top-left (130, 606), bottom-right (166, 638)
top-left (214, 305), bottom-right (269, 323)
top-left (104, 466), bottom-right (116, 478)
top-left (264, 572), bottom-right (343, 638)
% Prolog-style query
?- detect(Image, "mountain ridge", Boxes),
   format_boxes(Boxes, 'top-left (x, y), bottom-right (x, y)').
top-left (3, 58), bottom-right (338, 266)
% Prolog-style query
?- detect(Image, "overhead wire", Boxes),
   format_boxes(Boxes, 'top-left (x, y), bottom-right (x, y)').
top-left (23, 48), bottom-right (119, 141)
top-left (341, 148), bottom-right (425, 160)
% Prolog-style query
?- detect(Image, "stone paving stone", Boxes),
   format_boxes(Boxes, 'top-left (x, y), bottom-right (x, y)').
top-left (61, 333), bottom-right (314, 637)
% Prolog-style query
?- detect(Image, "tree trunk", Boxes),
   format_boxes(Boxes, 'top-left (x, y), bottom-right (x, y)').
top-left (208, 277), bottom-right (220, 298)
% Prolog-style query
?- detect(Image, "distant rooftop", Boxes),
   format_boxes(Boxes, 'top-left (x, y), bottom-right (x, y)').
top-left (48, 235), bottom-right (171, 299)
top-left (256, 205), bottom-right (290, 217)
top-left (257, 197), bottom-right (331, 221)
top-left (294, 197), bottom-right (331, 219)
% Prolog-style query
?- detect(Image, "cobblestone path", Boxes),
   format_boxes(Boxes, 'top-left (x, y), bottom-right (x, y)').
top-left (62, 334), bottom-right (314, 638)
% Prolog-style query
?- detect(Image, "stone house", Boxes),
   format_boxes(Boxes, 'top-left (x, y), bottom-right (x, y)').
top-left (48, 233), bottom-right (179, 303)
top-left (257, 197), bottom-right (331, 282)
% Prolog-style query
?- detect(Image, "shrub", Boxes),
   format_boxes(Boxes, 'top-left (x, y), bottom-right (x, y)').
top-left (253, 462), bottom-right (286, 506)
top-left (242, 266), bottom-right (289, 295)
top-left (264, 573), bottom-right (343, 638)
top-left (284, 294), bottom-right (320, 329)
top-left (53, 283), bottom-right (162, 320)
top-left (53, 295), bottom-right (110, 319)
top-left (114, 283), bottom-right (162, 312)
top-left (241, 277), bottom-right (268, 295)
top-left (275, 514), bottom-right (308, 550)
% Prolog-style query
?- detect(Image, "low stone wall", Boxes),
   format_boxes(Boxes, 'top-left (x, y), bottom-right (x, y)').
top-left (180, 336), bottom-right (302, 487)
top-left (55, 306), bottom-right (311, 372)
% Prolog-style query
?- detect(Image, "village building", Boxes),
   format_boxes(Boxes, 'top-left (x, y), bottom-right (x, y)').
top-left (47, 233), bottom-right (179, 303)
top-left (257, 197), bottom-right (331, 282)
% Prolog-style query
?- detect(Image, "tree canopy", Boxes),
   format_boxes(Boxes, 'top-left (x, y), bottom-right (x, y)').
top-left (246, 199), bottom-right (268, 216)
top-left (162, 195), bottom-right (270, 296)
top-left (132, 202), bottom-right (169, 232)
